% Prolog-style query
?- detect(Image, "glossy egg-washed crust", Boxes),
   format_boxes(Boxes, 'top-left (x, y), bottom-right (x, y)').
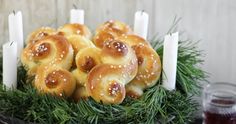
top-left (86, 39), bottom-right (138, 104)
top-left (26, 27), bottom-right (56, 44)
top-left (21, 35), bottom-right (74, 75)
top-left (87, 64), bottom-right (126, 104)
top-left (93, 20), bottom-right (132, 48)
top-left (72, 47), bottom-right (102, 86)
top-left (57, 23), bottom-right (92, 39)
top-left (34, 65), bottom-right (76, 97)
top-left (64, 35), bottom-right (95, 69)
top-left (71, 47), bottom-right (102, 102)
top-left (118, 35), bottom-right (162, 98)
top-left (21, 21), bottom-right (162, 104)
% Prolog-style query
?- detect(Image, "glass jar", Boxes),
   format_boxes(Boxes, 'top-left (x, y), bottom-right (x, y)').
top-left (202, 82), bottom-right (236, 124)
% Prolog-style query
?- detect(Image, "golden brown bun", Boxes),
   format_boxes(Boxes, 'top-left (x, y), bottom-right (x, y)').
top-left (21, 35), bottom-right (74, 75)
top-left (118, 35), bottom-right (162, 98)
top-left (66, 35), bottom-right (95, 55)
top-left (57, 23), bottom-right (92, 39)
top-left (86, 39), bottom-right (138, 104)
top-left (117, 34), bottom-right (151, 47)
top-left (72, 47), bottom-right (102, 86)
top-left (26, 27), bottom-right (56, 44)
top-left (87, 64), bottom-right (126, 104)
top-left (93, 20), bottom-right (132, 48)
top-left (72, 85), bottom-right (89, 102)
top-left (34, 65), bottom-right (76, 97)
top-left (72, 47), bottom-right (102, 101)
top-left (101, 39), bottom-right (138, 83)
top-left (66, 35), bottom-right (95, 69)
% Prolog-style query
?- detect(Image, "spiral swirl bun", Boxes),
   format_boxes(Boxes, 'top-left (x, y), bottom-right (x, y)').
top-left (57, 23), bottom-right (92, 39)
top-left (86, 39), bottom-right (138, 104)
top-left (72, 47), bottom-right (102, 86)
top-left (34, 65), bottom-right (76, 97)
top-left (21, 35), bottom-right (74, 75)
top-left (101, 39), bottom-right (138, 82)
top-left (87, 64), bottom-right (126, 104)
top-left (118, 35), bottom-right (162, 98)
top-left (26, 27), bottom-right (56, 44)
top-left (66, 35), bottom-right (95, 69)
top-left (72, 47), bottom-right (102, 101)
top-left (93, 20), bottom-right (132, 48)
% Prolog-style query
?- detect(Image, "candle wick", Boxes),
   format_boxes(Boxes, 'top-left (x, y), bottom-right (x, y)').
top-left (13, 10), bottom-right (16, 15)
top-left (10, 41), bottom-right (14, 46)
top-left (73, 4), bottom-right (78, 9)
top-left (141, 10), bottom-right (145, 15)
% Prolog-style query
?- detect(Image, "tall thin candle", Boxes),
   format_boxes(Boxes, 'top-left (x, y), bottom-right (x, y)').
top-left (134, 10), bottom-right (149, 40)
top-left (2, 42), bottom-right (17, 90)
top-left (8, 11), bottom-right (23, 58)
top-left (70, 9), bottom-right (84, 24)
top-left (162, 32), bottom-right (179, 91)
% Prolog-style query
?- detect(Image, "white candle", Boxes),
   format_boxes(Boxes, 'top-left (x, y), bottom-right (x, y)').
top-left (8, 11), bottom-right (24, 58)
top-left (2, 42), bottom-right (17, 90)
top-left (70, 9), bottom-right (84, 24)
top-left (133, 10), bottom-right (149, 40)
top-left (162, 32), bottom-right (179, 91)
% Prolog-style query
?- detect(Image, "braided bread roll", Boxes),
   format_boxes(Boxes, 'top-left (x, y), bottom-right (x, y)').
top-left (21, 35), bottom-right (74, 75)
top-left (86, 39), bottom-right (138, 104)
top-left (26, 27), bottom-right (56, 44)
top-left (118, 35), bottom-right (162, 98)
top-left (93, 20), bottom-right (132, 48)
top-left (57, 23), bottom-right (92, 39)
top-left (34, 65), bottom-right (76, 97)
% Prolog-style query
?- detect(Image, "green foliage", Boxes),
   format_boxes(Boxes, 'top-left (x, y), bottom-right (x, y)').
top-left (0, 19), bottom-right (207, 123)
top-left (0, 84), bottom-right (199, 124)
top-left (0, 50), bottom-right (2, 82)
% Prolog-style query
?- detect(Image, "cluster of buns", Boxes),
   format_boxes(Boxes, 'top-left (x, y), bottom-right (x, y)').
top-left (21, 20), bottom-right (162, 104)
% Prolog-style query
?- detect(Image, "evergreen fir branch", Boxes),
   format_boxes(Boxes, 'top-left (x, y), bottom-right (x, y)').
top-left (0, 83), bottom-right (199, 124)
